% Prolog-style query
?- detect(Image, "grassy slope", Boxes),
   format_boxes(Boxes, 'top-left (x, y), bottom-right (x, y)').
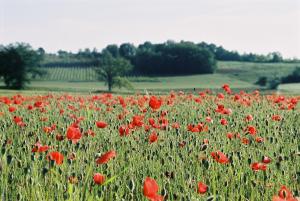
top-left (217, 61), bottom-right (299, 82)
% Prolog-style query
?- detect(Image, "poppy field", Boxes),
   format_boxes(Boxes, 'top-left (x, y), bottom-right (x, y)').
top-left (0, 85), bottom-right (299, 201)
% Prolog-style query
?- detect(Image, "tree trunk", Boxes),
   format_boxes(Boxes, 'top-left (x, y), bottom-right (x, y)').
top-left (107, 75), bottom-right (112, 92)
top-left (108, 82), bottom-right (112, 92)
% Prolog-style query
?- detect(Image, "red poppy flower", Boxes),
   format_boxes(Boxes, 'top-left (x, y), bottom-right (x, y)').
top-left (9, 106), bottom-right (17, 113)
top-left (143, 177), bottom-right (164, 201)
top-left (222, 84), bottom-right (231, 94)
top-left (119, 125), bottom-right (130, 136)
top-left (215, 104), bottom-right (224, 113)
top-left (227, 132), bottom-right (234, 140)
top-left (96, 150), bottom-right (116, 164)
top-left (205, 116), bottom-right (213, 123)
top-left (262, 156), bottom-right (271, 164)
top-left (43, 126), bottom-right (52, 134)
top-left (149, 96), bottom-right (163, 110)
top-left (211, 151), bottom-right (229, 164)
top-left (217, 93), bottom-right (225, 99)
top-left (149, 132), bottom-right (158, 144)
top-left (56, 133), bottom-right (65, 141)
top-left (93, 173), bottom-right (105, 185)
top-left (251, 162), bottom-right (260, 171)
top-left (255, 137), bottom-right (264, 143)
top-left (247, 126), bottom-right (257, 135)
top-left (245, 114), bottom-right (253, 121)
top-left (13, 116), bottom-right (22, 124)
top-left (66, 125), bottom-right (82, 143)
top-left (34, 101), bottom-right (43, 108)
top-left (220, 119), bottom-right (228, 126)
top-left (149, 118), bottom-right (155, 126)
top-left (132, 115), bottom-right (144, 127)
top-left (242, 137), bottom-right (250, 145)
top-left (118, 96), bottom-right (126, 108)
top-left (197, 182), bottom-right (208, 194)
top-left (251, 162), bottom-right (267, 171)
top-left (13, 116), bottom-right (25, 127)
top-left (85, 129), bottom-right (95, 137)
top-left (272, 115), bottom-right (282, 121)
top-left (47, 151), bottom-right (64, 165)
top-left (259, 163), bottom-right (267, 171)
top-left (273, 186), bottom-right (297, 201)
top-left (96, 121), bottom-right (107, 128)
top-left (32, 142), bottom-right (50, 153)
top-left (171, 122), bottom-right (180, 129)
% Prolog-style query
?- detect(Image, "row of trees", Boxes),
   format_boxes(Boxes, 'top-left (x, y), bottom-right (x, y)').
top-left (90, 41), bottom-right (217, 76)
top-left (128, 41), bottom-right (217, 75)
top-left (43, 41), bottom-right (218, 75)
top-left (43, 41), bottom-right (293, 68)
top-left (1, 41), bottom-right (297, 91)
top-left (197, 42), bottom-right (285, 63)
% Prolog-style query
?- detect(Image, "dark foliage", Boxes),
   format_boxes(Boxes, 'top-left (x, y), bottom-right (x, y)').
top-left (255, 77), bottom-right (268, 86)
top-left (0, 43), bottom-right (44, 89)
top-left (281, 67), bottom-right (300, 83)
top-left (133, 41), bottom-right (217, 75)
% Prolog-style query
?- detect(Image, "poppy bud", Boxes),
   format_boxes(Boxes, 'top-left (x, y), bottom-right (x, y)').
top-left (42, 167), bottom-right (49, 176)
top-left (7, 155), bottom-right (12, 164)
top-left (200, 144), bottom-right (208, 151)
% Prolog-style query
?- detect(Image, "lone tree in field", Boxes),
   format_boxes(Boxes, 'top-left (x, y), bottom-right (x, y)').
top-left (95, 50), bottom-right (133, 92)
top-left (0, 43), bottom-right (45, 89)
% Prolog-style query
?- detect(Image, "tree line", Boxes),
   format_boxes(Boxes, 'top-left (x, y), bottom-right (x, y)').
top-left (1, 41), bottom-right (299, 90)
top-left (42, 41), bottom-right (299, 69)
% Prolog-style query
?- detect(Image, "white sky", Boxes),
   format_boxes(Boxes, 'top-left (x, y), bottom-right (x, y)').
top-left (0, 0), bottom-right (299, 58)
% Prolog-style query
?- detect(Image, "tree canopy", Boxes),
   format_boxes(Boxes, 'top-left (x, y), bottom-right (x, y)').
top-left (133, 41), bottom-right (217, 75)
top-left (95, 51), bottom-right (133, 91)
top-left (0, 43), bottom-right (45, 89)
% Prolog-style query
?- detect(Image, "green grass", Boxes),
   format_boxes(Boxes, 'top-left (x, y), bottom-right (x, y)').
top-left (0, 92), bottom-right (299, 200)
top-left (278, 83), bottom-right (300, 94)
top-left (1, 61), bottom-right (299, 94)
top-left (39, 61), bottom-right (299, 83)
top-left (21, 74), bottom-right (255, 92)
top-left (217, 61), bottom-right (299, 83)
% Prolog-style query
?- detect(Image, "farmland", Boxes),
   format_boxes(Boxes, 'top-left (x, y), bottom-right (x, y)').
top-left (0, 86), bottom-right (299, 200)
top-left (1, 61), bottom-right (299, 94)
top-left (38, 61), bottom-right (299, 83)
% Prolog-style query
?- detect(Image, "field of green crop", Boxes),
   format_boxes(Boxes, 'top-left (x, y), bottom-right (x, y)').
top-left (40, 67), bottom-right (97, 81)
top-left (12, 61), bottom-right (294, 94)
top-left (0, 86), bottom-right (299, 200)
top-left (38, 61), bottom-right (299, 83)
top-left (217, 61), bottom-right (299, 83)
top-left (1, 61), bottom-right (299, 94)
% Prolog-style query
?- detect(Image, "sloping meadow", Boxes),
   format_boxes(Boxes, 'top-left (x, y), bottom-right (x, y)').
top-left (0, 86), bottom-right (299, 201)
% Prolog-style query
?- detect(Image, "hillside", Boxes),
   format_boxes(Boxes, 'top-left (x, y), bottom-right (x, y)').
top-left (1, 61), bottom-right (299, 94)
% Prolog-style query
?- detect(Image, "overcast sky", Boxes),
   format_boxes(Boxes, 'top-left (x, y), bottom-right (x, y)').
top-left (0, 0), bottom-right (299, 58)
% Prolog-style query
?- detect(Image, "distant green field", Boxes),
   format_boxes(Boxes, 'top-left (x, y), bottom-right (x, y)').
top-left (1, 61), bottom-right (299, 94)
top-left (39, 66), bottom-right (97, 81)
top-left (217, 61), bottom-right (299, 83)
top-left (38, 61), bottom-right (299, 82)
top-left (9, 74), bottom-right (255, 93)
